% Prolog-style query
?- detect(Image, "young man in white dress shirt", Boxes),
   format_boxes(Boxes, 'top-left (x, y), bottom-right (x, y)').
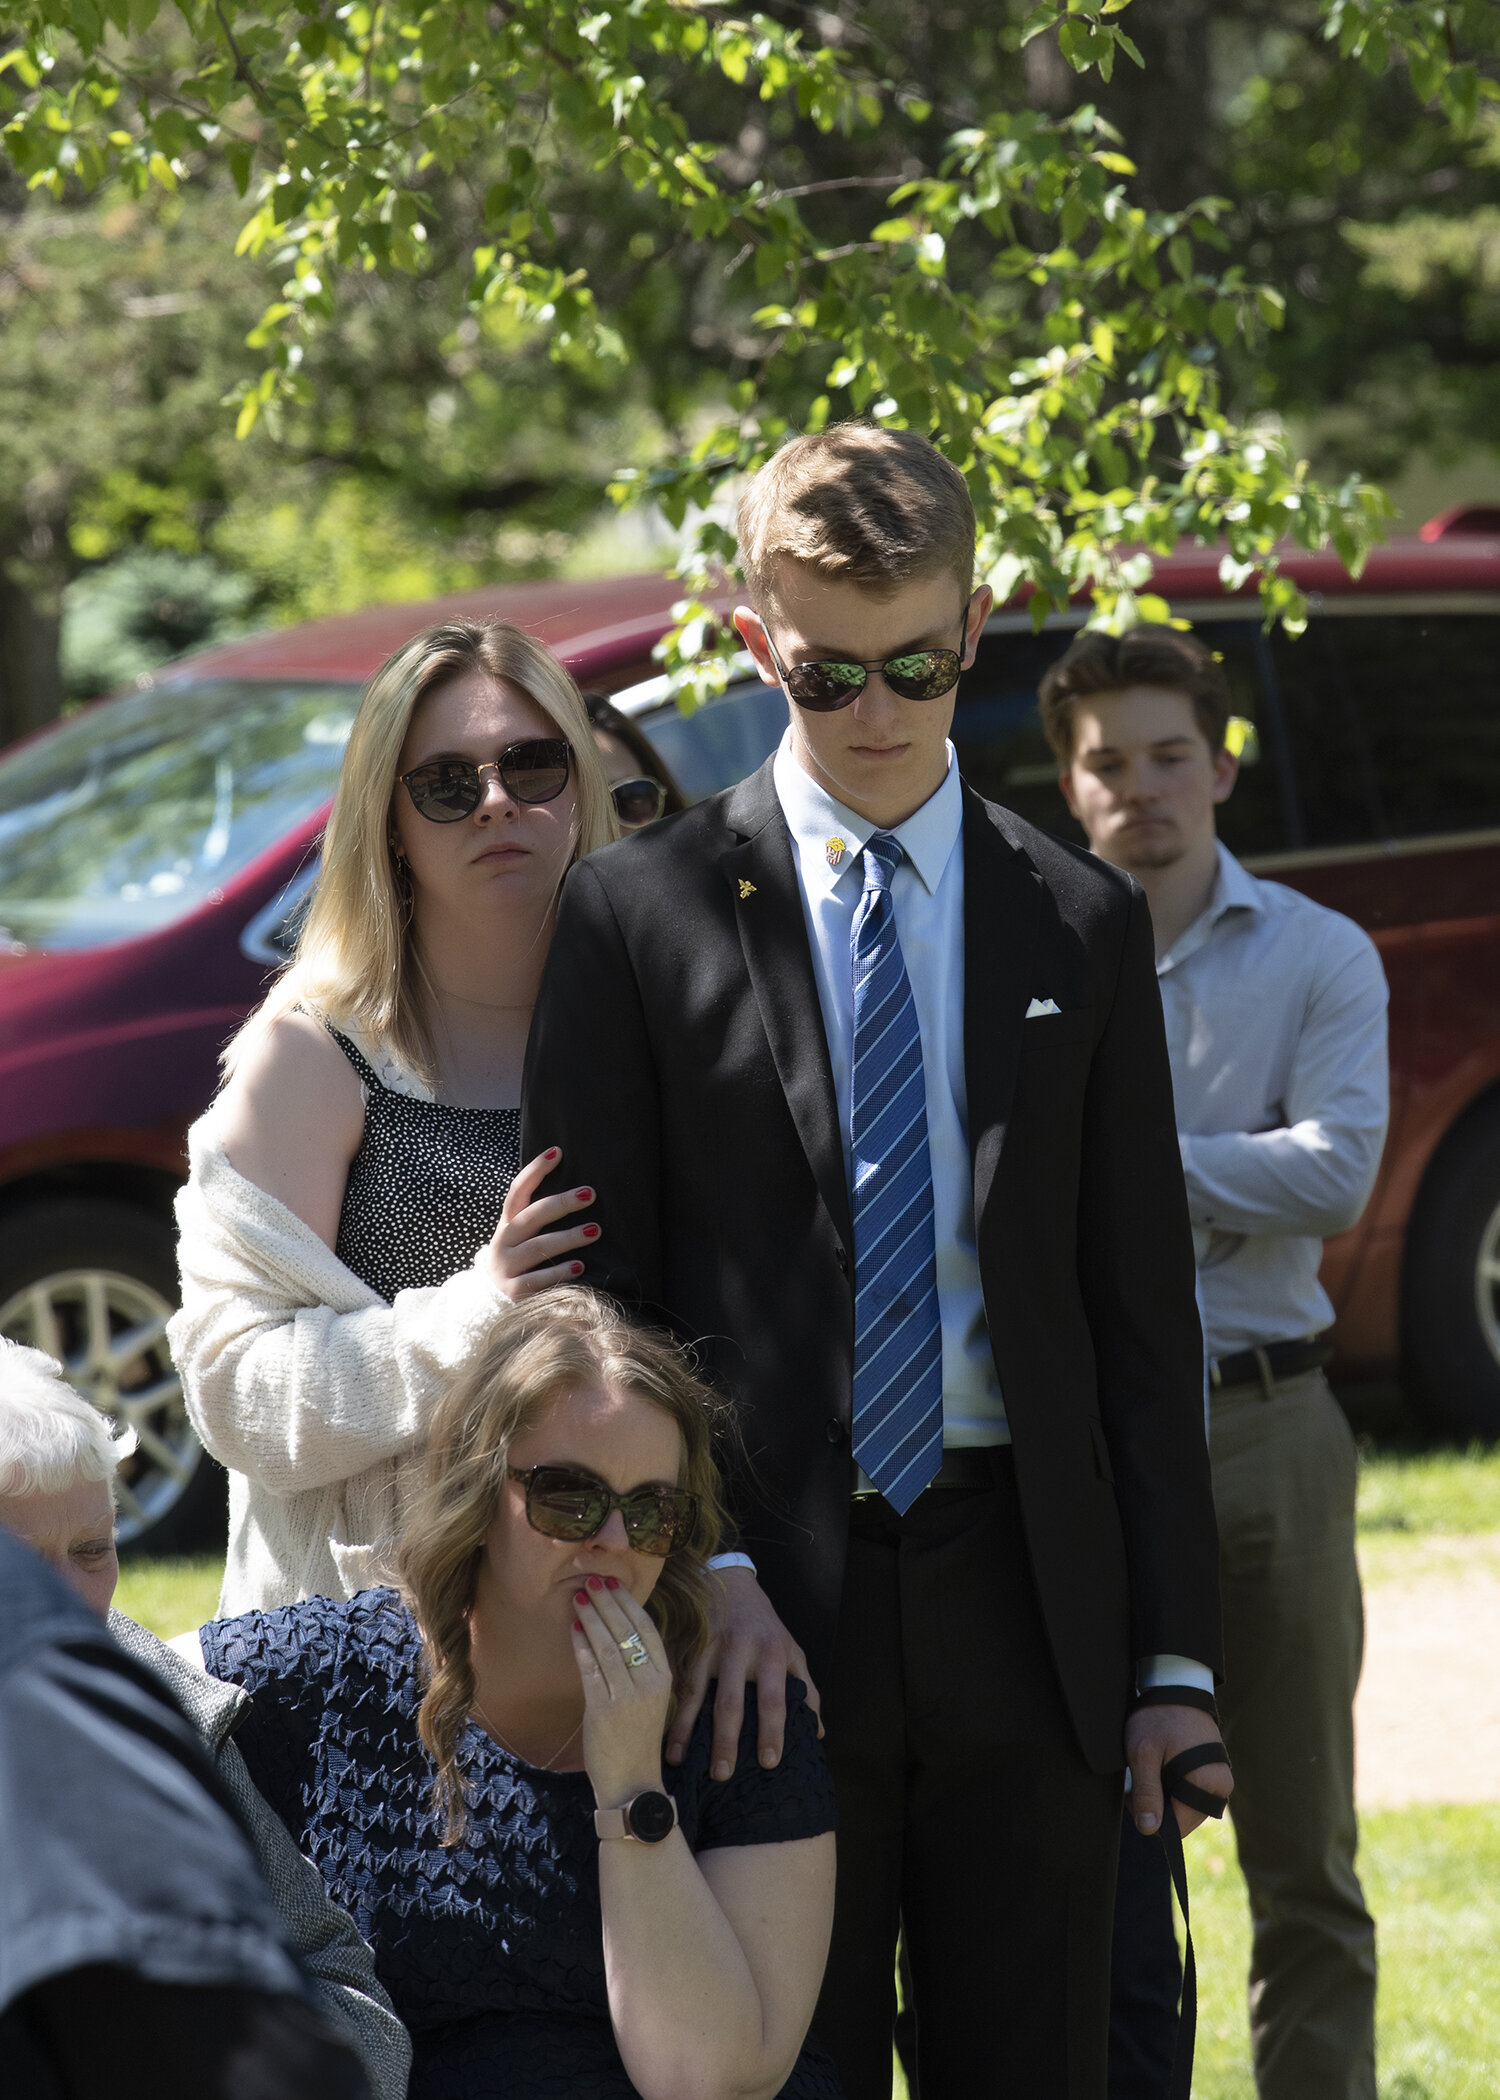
top-left (1046, 625), bottom-right (1388, 2100)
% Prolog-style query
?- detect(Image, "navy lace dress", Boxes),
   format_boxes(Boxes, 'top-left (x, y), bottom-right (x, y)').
top-left (201, 1589), bottom-right (842, 2100)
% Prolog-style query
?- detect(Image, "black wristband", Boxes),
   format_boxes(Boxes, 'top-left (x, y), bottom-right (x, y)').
top-left (1132, 1684), bottom-right (1221, 1725)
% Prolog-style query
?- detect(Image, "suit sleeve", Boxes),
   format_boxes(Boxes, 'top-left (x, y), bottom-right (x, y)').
top-left (1077, 883), bottom-right (1222, 1678)
top-left (522, 858), bottom-right (665, 1316)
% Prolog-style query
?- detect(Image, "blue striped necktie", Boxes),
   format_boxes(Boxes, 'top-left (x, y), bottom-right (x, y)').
top-left (849, 832), bottom-right (944, 1513)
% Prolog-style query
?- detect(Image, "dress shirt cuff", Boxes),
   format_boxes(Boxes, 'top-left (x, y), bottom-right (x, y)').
top-left (1136, 1654), bottom-right (1216, 1695)
top-left (707, 1552), bottom-right (758, 1577)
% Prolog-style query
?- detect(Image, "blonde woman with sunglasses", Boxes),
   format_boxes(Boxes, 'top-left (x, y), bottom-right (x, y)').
top-left (190, 1292), bottom-right (840, 2100)
top-left (171, 621), bottom-right (619, 1613)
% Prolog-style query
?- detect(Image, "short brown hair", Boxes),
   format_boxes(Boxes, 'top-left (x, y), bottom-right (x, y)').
top-left (736, 424), bottom-right (976, 613)
top-left (1037, 625), bottom-right (1232, 763)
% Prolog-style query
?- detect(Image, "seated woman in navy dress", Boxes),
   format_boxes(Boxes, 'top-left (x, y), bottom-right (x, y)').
top-left (196, 1289), bottom-right (841, 2100)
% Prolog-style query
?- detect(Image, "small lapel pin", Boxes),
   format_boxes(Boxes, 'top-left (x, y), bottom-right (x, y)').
top-left (825, 836), bottom-right (847, 869)
top-left (738, 878), bottom-right (757, 899)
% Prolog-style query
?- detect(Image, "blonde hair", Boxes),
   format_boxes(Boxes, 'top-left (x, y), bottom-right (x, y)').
top-left (737, 423), bottom-right (976, 615)
top-left (396, 1290), bottom-right (729, 1844)
top-left (229, 619), bottom-right (618, 1086)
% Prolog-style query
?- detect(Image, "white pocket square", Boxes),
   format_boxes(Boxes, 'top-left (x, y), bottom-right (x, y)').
top-left (1025, 997), bottom-right (1062, 1019)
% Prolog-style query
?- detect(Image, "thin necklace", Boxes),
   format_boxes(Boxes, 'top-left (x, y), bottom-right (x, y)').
top-left (472, 1695), bottom-right (583, 1772)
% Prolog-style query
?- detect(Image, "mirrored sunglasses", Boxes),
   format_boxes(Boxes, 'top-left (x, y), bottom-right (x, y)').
top-left (610, 776), bottom-right (668, 828)
top-left (766, 639), bottom-right (964, 713)
top-left (507, 1464), bottom-right (699, 1558)
top-left (401, 738), bottom-right (571, 822)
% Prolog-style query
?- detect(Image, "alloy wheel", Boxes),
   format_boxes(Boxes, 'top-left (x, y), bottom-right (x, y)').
top-left (0, 1267), bottom-right (200, 1545)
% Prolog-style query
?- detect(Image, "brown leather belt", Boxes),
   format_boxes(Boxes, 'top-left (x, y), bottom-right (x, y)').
top-left (850, 1446), bottom-right (1006, 1503)
top-left (1209, 1333), bottom-right (1333, 1395)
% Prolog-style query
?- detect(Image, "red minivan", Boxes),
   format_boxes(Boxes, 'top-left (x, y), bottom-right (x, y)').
top-left (2, 525), bottom-right (1497, 1550)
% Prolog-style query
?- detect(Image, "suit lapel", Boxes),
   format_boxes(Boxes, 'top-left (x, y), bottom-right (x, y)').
top-left (962, 785), bottom-right (1043, 1234)
top-left (721, 762), bottom-right (854, 1257)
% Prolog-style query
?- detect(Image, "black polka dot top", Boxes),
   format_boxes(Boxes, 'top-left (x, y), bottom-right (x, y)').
top-left (328, 1027), bottom-right (521, 1304)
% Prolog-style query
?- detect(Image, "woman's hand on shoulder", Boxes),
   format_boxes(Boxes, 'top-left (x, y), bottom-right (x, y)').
top-left (215, 1010), bottom-right (366, 1248)
top-left (478, 1147), bottom-right (599, 1301)
top-left (571, 1578), bottom-right (674, 1809)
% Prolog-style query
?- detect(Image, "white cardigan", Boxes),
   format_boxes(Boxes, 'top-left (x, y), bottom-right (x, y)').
top-left (170, 1119), bottom-right (512, 1615)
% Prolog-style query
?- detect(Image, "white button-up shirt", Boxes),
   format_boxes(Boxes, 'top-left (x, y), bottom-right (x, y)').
top-left (772, 732), bottom-right (1009, 1444)
top-left (1158, 842), bottom-right (1390, 1362)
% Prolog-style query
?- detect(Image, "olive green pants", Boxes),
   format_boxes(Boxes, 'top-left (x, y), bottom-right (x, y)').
top-left (1211, 1369), bottom-right (1377, 2100)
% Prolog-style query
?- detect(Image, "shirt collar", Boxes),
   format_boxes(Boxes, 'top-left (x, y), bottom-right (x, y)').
top-left (772, 731), bottom-right (963, 897)
top-left (1158, 840), bottom-right (1263, 973)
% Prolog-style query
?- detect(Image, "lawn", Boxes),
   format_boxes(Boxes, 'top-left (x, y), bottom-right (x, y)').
top-left (1192, 1805), bottom-right (1500, 2100)
top-left (1356, 1439), bottom-right (1500, 1540)
top-left (115, 1551), bottom-right (223, 1638)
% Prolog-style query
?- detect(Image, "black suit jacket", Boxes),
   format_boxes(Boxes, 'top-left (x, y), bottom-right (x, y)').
top-left (522, 758), bottom-right (1221, 1771)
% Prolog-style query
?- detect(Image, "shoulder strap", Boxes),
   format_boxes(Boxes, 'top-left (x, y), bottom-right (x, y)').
top-left (324, 1023), bottom-right (383, 1094)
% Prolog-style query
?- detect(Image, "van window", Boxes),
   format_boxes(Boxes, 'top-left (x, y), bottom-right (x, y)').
top-left (1269, 624), bottom-right (1385, 851)
top-left (1297, 614), bottom-right (1500, 845)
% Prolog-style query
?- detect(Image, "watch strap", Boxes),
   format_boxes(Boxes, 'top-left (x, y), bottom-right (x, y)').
top-left (594, 1792), bottom-right (679, 1842)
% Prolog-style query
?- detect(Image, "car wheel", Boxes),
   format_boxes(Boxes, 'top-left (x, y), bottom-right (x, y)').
top-left (1403, 1098), bottom-right (1500, 1439)
top-left (0, 1196), bottom-right (225, 1555)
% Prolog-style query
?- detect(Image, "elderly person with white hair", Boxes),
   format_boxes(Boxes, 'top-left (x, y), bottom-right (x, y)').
top-left (0, 1339), bottom-right (411, 2100)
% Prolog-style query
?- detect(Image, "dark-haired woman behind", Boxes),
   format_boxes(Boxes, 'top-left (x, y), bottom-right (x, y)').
top-left (191, 1292), bottom-right (841, 2100)
top-left (585, 690), bottom-right (688, 829)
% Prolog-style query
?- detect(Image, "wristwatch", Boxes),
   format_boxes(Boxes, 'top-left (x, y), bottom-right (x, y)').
top-left (594, 1790), bottom-right (680, 1844)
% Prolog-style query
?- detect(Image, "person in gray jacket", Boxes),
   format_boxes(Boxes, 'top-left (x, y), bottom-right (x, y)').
top-left (0, 1338), bottom-right (410, 2100)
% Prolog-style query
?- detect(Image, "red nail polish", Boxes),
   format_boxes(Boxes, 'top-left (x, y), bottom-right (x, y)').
top-left (571, 1262), bottom-right (584, 1276)
top-left (604, 1576), bottom-right (620, 1590)
top-left (572, 1618), bottom-right (583, 1632)
top-left (546, 1147), bottom-right (560, 1160)
top-left (582, 1224), bottom-right (600, 1239)
top-left (576, 1187), bottom-right (594, 1203)
top-left (587, 1575), bottom-right (603, 1590)
top-left (574, 1589), bottom-right (588, 1604)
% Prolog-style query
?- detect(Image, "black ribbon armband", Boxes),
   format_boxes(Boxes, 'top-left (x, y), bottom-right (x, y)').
top-left (1132, 1683), bottom-right (1220, 1727)
top-left (1161, 1740), bottom-right (1232, 1819)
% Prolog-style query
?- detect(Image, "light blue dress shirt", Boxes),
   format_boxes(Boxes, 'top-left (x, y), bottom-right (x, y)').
top-left (772, 733), bottom-right (1211, 1695)
top-left (1158, 842), bottom-right (1390, 1363)
top-left (772, 733), bottom-right (1009, 1446)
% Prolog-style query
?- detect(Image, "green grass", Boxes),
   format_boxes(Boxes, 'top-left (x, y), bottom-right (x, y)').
top-left (1357, 1441), bottom-right (1500, 1539)
top-left (114, 1551), bottom-right (223, 1638)
top-left (1192, 1805), bottom-right (1500, 2100)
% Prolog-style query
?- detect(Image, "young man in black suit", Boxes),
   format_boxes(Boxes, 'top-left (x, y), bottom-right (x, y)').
top-left (522, 425), bottom-right (1228, 2098)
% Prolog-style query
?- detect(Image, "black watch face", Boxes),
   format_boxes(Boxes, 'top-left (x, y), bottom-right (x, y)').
top-left (627, 1790), bottom-right (676, 1843)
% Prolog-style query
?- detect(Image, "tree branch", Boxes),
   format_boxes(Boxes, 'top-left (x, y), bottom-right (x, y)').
top-left (212, 0), bottom-right (274, 111)
top-left (756, 174), bottom-right (905, 203)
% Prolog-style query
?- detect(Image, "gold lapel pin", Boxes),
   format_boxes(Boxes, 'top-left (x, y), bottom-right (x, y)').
top-left (825, 836), bottom-right (847, 869)
top-left (738, 878), bottom-right (757, 899)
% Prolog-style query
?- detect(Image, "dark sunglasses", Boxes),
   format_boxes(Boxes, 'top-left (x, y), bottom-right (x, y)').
top-left (401, 738), bottom-right (571, 822)
top-left (507, 1464), bottom-right (699, 1558)
top-left (763, 609), bottom-right (971, 712)
top-left (610, 776), bottom-right (667, 828)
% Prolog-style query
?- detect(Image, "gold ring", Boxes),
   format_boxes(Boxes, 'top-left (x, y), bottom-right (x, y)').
top-left (618, 1633), bottom-right (650, 1668)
